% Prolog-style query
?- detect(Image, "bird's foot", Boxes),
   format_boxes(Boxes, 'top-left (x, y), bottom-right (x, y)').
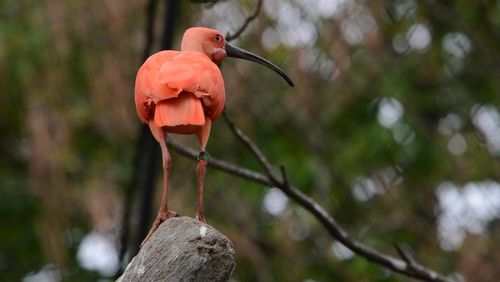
top-left (141, 210), bottom-right (179, 247)
top-left (195, 212), bottom-right (207, 223)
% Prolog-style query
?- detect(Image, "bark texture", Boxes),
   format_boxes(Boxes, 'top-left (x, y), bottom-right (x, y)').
top-left (118, 217), bottom-right (235, 282)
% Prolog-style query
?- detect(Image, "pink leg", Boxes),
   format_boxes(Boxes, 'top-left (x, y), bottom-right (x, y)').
top-left (141, 123), bottom-right (178, 247)
top-left (196, 157), bottom-right (207, 223)
top-left (195, 119), bottom-right (212, 223)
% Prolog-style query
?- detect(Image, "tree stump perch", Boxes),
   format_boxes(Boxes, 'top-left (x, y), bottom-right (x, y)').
top-left (118, 217), bottom-right (235, 282)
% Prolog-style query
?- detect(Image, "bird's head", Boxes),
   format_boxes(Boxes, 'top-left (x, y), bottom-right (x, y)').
top-left (181, 27), bottom-right (294, 87)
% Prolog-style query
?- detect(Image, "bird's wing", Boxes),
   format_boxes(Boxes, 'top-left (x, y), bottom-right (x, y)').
top-left (172, 52), bottom-right (225, 120)
top-left (158, 52), bottom-right (226, 121)
top-left (134, 50), bottom-right (178, 123)
top-left (135, 51), bottom-right (225, 124)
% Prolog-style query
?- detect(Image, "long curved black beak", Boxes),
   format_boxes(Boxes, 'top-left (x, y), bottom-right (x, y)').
top-left (225, 41), bottom-right (294, 87)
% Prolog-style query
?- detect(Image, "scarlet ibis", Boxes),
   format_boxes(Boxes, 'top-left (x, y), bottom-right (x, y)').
top-left (135, 27), bottom-right (294, 245)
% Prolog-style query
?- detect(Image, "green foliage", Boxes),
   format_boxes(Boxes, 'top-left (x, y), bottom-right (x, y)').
top-left (1, 0), bottom-right (500, 281)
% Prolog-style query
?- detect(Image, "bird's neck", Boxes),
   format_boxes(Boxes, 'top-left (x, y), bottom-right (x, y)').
top-left (181, 42), bottom-right (217, 63)
top-left (180, 41), bottom-right (200, 52)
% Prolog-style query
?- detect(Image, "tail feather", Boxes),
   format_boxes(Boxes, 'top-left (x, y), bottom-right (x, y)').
top-left (154, 92), bottom-right (205, 128)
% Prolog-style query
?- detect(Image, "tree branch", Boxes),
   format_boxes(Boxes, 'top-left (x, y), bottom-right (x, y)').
top-left (167, 136), bottom-right (270, 186)
top-left (167, 113), bottom-right (453, 282)
top-left (225, 0), bottom-right (263, 42)
top-left (222, 111), bottom-right (278, 182)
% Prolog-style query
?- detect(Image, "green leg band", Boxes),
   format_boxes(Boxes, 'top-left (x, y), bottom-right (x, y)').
top-left (198, 151), bottom-right (209, 161)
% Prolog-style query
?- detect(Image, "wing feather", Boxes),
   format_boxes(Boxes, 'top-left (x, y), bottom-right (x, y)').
top-left (134, 50), bottom-right (225, 127)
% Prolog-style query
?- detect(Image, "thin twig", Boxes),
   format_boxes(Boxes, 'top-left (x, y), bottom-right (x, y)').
top-left (279, 165), bottom-right (289, 188)
top-left (393, 242), bottom-right (416, 265)
top-left (225, 0), bottom-right (263, 42)
top-left (222, 111), bottom-right (278, 182)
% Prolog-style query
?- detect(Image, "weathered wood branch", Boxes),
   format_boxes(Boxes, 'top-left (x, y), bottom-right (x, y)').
top-left (118, 217), bottom-right (235, 282)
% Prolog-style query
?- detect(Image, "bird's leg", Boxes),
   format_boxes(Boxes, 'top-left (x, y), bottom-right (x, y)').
top-left (141, 125), bottom-right (178, 247)
top-left (196, 151), bottom-right (208, 223)
top-left (155, 136), bottom-right (179, 220)
top-left (195, 119), bottom-right (211, 223)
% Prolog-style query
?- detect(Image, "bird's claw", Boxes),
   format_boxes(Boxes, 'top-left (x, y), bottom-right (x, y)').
top-left (141, 210), bottom-right (179, 247)
top-left (196, 213), bottom-right (207, 223)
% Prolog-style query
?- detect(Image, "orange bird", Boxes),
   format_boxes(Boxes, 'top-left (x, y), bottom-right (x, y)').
top-left (135, 27), bottom-right (294, 244)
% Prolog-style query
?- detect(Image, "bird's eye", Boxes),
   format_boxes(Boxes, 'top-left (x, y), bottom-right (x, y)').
top-left (214, 34), bottom-right (222, 42)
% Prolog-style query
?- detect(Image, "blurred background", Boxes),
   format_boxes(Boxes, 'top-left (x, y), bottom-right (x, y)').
top-left (1, 0), bottom-right (500, 281)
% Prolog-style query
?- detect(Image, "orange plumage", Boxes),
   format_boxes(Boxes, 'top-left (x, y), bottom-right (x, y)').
top-left (135, 50), bottom-right (225, 135)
